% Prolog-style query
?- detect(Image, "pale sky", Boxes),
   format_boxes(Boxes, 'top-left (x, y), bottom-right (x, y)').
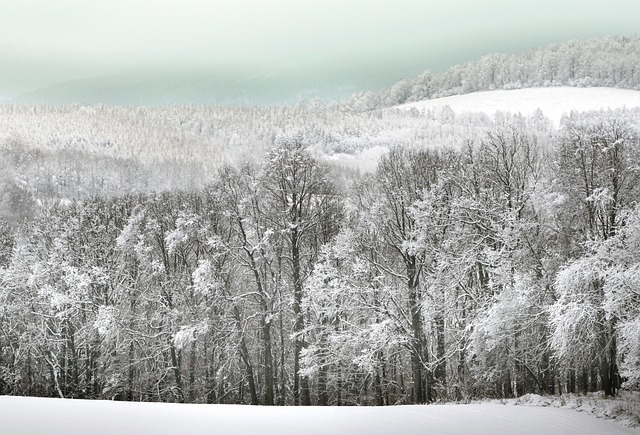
top-left (0, 0), bottom-right (639, 102)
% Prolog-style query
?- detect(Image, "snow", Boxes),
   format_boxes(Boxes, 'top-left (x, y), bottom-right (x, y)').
top-left (323, 145), bottom-right (389, 172)
top-left (514, 392), bottom-right (640, 428)
top-left (1, 396), bottom-right (638, 435)
top-left (397, 87), bottom-right (640, 127)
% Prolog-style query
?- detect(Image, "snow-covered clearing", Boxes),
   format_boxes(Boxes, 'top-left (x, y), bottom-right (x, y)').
top-left (398, 87), bottom-right (640, 127)
top-left (1, 396), bottom-right (638, 435)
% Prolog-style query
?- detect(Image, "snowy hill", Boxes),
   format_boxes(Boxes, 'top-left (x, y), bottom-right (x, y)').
top-left (397, 87), bottom-right (640, 127)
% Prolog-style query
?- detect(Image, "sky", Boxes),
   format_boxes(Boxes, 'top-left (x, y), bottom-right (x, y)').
top-left (0, 0), bottom-right (639, 103)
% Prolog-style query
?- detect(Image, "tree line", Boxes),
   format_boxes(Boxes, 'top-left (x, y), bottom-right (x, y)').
top-left (0, 110), bottom-right (639, 405)
top-left (347, 35), bottom-right (640, 110)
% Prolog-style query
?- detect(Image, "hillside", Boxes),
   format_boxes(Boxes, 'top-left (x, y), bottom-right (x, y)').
top-left (396, 86), bottom-right (640, 127)
top-left (347, 35), bottom-right (640, 111)
top-left (12, 68), bottom-right (365, 107)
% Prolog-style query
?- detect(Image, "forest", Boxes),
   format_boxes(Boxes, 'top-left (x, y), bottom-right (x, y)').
top-left (1, 107), bottom-right (639, 405)
top-left (0, 36), bottom-right (640, 406)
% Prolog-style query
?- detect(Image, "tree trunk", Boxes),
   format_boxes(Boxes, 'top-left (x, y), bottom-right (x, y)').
top-left (188, 340), bottom-right (197, 402)
top-left (291, 229), bottom-right (311, 406)
top-left (169, 342), bottom-right (184, 403)
top-left (434, 312), bottom-right (446, 394)
top-left (238, 338), bottom-right (259, 405)
top-left (407, 256), bottom-right (426, 404)
top-left (278, 301), bottom-right (286, 406)
top-left (233, 305), bottom-right (258, 405)
top-left (318, 362), bottom-right (328, 406)
top-left (601, 320), bottom-right (618, 396)
top-left (127, 341), bottom-right (135, 401)
top-left (262, 316), bottom-right (275, 405)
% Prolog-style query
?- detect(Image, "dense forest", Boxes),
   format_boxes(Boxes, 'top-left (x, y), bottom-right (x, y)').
top-left (0, 107), bottom-right (639, 404)
top-left (0, 99), bottom-right (527, 220)
top-left (0, 36), bottom-right (639, 406)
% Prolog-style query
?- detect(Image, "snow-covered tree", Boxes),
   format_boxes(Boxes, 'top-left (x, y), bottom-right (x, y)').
top-left (550, 110), bottom-right (640, 395)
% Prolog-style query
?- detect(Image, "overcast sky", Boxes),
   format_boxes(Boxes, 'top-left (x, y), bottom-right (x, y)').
top-left (1, 0), bottom-right (639, 100)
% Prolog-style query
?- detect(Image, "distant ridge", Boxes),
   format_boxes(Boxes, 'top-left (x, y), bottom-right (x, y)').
top-left (10, 63), bottom-right (381, 107)
top-left (12, 71), bottom-right (354, 107)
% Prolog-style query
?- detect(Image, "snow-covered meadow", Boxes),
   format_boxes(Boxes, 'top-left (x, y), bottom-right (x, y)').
top-left (398, 86), bottom-right (640, 127)
top-left (1, 395), bottom-right (638, 435)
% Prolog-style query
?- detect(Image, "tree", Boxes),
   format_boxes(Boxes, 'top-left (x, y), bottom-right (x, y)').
top-left (302, 228), bottom-right (406, 405)
top-left (262, 135), bottom-right (341, 405)
top-left (551, 110), bottom-right (640, 396)
top-left (213, 164), bottom-right (281, 405)
top-left (365, 146), bottom-right (447, 403)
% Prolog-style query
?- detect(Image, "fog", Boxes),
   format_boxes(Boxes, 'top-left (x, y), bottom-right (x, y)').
top-left (1, 0), bottom-right (638, 103)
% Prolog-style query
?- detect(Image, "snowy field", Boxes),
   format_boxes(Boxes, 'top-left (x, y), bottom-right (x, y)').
top-left (1, 396), bottom-right (638, 435)
top-left (398, 87), bottom-right (640, 127)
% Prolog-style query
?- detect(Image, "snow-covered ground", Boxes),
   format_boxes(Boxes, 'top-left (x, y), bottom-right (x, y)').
top-left (398, 87), bottom-right (640, 127)
top-left (1, 396), bottom-right (638, 435)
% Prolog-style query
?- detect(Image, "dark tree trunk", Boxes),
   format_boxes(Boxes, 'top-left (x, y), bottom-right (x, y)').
top-left (318, 362), bottom-right (328, 406)
top-left (601, 323), bottom-right (618, 396)
top-left (434, 312), bottom-right (446, 393)
top-left (127, 341), bottom-right (135, 401)
top-left (262, 316), bottom-right (275, 405)
top-left (188, 340), bottom-right (197, 402)
top-left (238, 337), bottom-right (259, 405)
top-left (169, 342), bottom-right (184, 403)
top-left (233, 305), bottom-right (258, 405)
top-left (292, 229), bottom-right (311, 406)
top-left (408, 258), bottom-right (426, 404)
